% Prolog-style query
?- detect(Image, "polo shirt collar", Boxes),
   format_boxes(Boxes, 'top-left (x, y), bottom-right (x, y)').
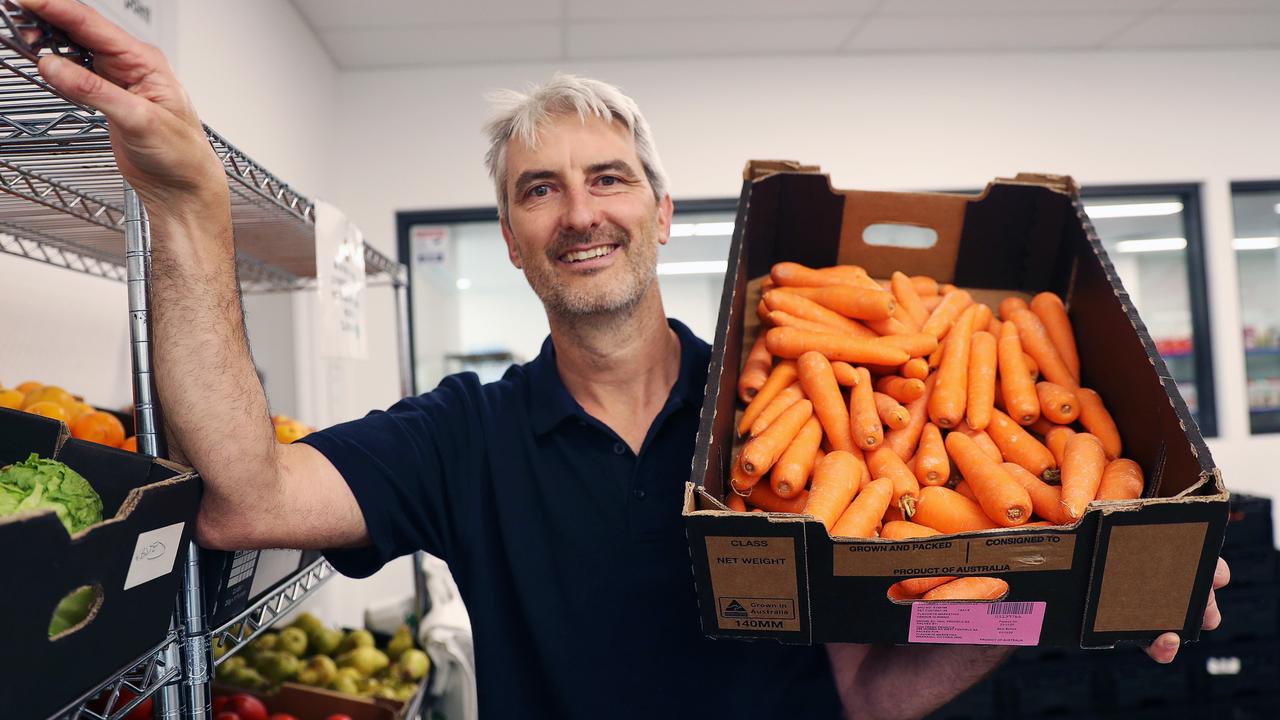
top-left (527, 318), bottom-right (706, 436)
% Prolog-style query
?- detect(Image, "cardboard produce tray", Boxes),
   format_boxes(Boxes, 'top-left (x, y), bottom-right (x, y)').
top-left (0, 407), bottom-right (201, 719)
top-left (683, 163), bottom-right (1228, 649)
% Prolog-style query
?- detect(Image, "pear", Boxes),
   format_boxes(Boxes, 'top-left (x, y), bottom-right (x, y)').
top-left (296, 654), bottom-right (338, 686)
top-left (215, 655), bottom-right (246, 680)
top-left (288, 611), bottom-right (325, 635)
top-left (393, 682), bottom-right (419, 702)
top-left (248, 632), bottom-right (279, 657)
top-left (225, 666), bottom-right (268, 690)
top-left (308, 626), bottom-right (343, 657)
top-left (328, 670), bottom-right (360, 696)
top-left (336, 646), bottom-right (389, 677)
top-left (337, 628), bottom-right (374, 654)
top-left (277, 626), bottom-right (308, 657)
top-left (356, 676), bottom-right (382, 697)
top-left (385, 624), bottom-right (414, 661)
top-left (212, 637), bottom-right (228, 660)
top-left (391, 649), bottom-right (430, 682)
top-left (255, 650), bottom-right (301, 683)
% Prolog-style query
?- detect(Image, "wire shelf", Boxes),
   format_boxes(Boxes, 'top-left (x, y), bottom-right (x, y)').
top-left (50, 631), bottom-right (181, 720)
top-left (211, 558), bottom-right (336, 666)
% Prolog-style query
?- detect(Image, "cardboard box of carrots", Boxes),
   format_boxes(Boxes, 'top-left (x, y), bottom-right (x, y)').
top-left (682, 163), bottom-right (1229, 649)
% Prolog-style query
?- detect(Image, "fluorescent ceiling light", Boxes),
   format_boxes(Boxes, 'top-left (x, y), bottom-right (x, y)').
top-left (657, 260), bottom-right (728, 276)
top-left (1083, 201), bottom-right (1183, 219)
top-left (1114, 237), bottom-right (1187, 253)
top-left (670, 222), bottom-right (735, 238)
top-left (1273, 203), bottom-right (1280, 214)
top-left (455, 278), bottom-right (472, 290)
top-left (1233, 236), bottom-right (1280, 251)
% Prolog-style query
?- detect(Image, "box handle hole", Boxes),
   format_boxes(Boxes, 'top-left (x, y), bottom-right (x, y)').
top-left (48, 583), bottom-right (104, 640)
top-left (863, 223), bottom-right (939, 249)
top-left (885, 576), bottom-right (1009, 604)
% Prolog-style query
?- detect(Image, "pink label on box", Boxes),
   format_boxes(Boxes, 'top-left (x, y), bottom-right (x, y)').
top-left (908, 601), bottom-right (1046, 645)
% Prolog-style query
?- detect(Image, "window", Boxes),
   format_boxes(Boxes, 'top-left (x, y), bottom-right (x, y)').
top-left (1231, 182), bottom-right (1280, 434)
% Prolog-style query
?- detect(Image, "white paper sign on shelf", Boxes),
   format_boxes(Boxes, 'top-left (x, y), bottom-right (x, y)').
top-left (314, 200), bottom-right (368, 360)
top-left (412, 225), bottom-right (450, 267)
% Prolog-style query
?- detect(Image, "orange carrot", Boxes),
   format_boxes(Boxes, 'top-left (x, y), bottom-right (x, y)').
top-left (1028, 416), bottom-right (1057, 438)
top-left (940, 283), bottom-right (958, 294)
top-left (762, 277), bottom-right (776, 291)
top-left (731, 450), bottom-right (763, 493)
top-left (764, 289), bottom-right (878, 339)
top-left (1031, 292), bottom-right (1080, 383)
top-left (766, 310), bottom-right (843, 336)
top-left (738, 333), bottom-right (772, 404)
top-left (851, 367), bottom-right (884, 451)
top-left (813, 447), bottom-right (827, 476)
top-left (874, 392), bottom-right (910, 431)
top-left (893, 576), bottom-right (958, 599)
top-left (998, 322), bottom-right (1041, 426)
top-left (882, 503), bottom-right (906, 525)
top-left (1002, 462), bottom-right (1070, 525)
top-left (912, 486), bottom-right (999, 534)
top-left (771, 261), bottom-right (860, 288)
top-left (880, 520), bottom-right (944, 540)
top-left (929, 305), bottom-right (977, 428)
top-left (739, 360), bottom-right (797, 435)
top-left (913, 423), bottom-right (950, 487)
top-left (1044, 425), bottom-right (1076, 467)
top-left (971, 304), bottom-right (993, 338)
top-left (1060, 432), bottom-right (1106, 520)
top-left (921, 294), bottom-right (943, 313)
top-left (955, 425), bottom-right (1003, 463)
top-left (923, 577), bottom-right (1009, 601)
top-left (953, 480), bottom-right (979, 503)
top-left (741, 400), bottom-right (814, 477)
top-left (797, 351), bottom-right (854, 454)
top-left (1076, 388), bottom-right (1122, 459)
top-left (1096, 458), bottom-right (1145, 501)
top-left (875, 333), bottom-right (939, 358)
top-left (999, 296), bottom-right (1029, 321)
top-left (1010, 308), bottom-right (1077, 389)
top-left (966, 330), bottom-right (998, 431)
top-left (885, 375), bottom-right (936, 461)
top-left (725, 491), bottom-right (747, 512)
top-left (766, 327), bottom-right (911, 366)
top-left (987, 315), bottom-right (1003, 337)
top-left (780, 285), bottom-right (897, 321)
top-left (869, 447), bottom-right (922, 517)
top-left (901, 357), bottom-right (929, 381)
top-left (758, 299), bottom-right (771, 325)
top-left (986, 409), bottom-right (1059, 481)
top-left (771, 416), bottom-right (824, 498)
top-left (831, 477), bottom-right (893, 538)
top-left (892, 271), bottom-right (931, 329)
top-left (944, 430), bottom-right (1033, 526)
top-left (803, 451), bottom-right (863, 531)
top-left (921, 289), bottom-right (974, 340)
top-left (743, 483), bottom-right (809, 514)
top-left (1036, 381), bottom-right (1081, 424)
top-left (910, 276), bottom-right (940, 296)
top-left (1023, 352), bottom-right (1040, 381)
top-left (748, 382), bottom-right (805, 437)
top-left (831, 361), bottom-right (859, 387)
top-left (927, 340), bottom-right (945, 370)
top-left (875, 375), bottom-right (927, 404)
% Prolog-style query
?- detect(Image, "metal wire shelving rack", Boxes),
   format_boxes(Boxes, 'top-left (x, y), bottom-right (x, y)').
top-left (2, 5), bottom-right (423, 719)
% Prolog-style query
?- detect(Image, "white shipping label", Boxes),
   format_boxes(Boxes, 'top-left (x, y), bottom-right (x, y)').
top-left (123, 522), bottom-right (185, 591)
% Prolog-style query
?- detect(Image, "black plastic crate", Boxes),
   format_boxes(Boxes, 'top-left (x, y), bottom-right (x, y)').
top-left (1003, 655), bottom-right (1100, 716)
top-left (1224, 494), bottom-right (1274, 551)
top-left (1218, 546), bottom-right (1278, 589)
top-left (925, 676), bottom-right (998, 720)
top-left (1190, 641), bottom-right (1280, 702)
top-left (1097, 649), bottom-right (1196, 710)
top-left (1205, 585), bottom-right (1280, 645)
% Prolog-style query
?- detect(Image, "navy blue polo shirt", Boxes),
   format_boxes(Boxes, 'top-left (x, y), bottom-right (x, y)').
top-left (300, 319), bottom-right (842, 719)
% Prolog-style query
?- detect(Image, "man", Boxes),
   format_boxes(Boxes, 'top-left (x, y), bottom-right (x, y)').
top-left (22, 1), bottom-right (1229, 718)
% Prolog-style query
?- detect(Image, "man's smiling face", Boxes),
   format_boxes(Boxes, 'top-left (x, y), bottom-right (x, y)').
top-left (500, 113), bottom-right (671, 320)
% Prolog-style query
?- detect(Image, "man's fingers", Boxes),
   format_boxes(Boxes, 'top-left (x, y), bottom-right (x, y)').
top-left (1202, 588), bottom-right (1222, 631)
top-left (16, 0), bottom-right (137, 57)
top-left (1213, 557), bottom-right (1231, 590)
top-left (37, 54), bottom-right (148, 129)
top-left (1144, 632), bottom-right (1180, 664)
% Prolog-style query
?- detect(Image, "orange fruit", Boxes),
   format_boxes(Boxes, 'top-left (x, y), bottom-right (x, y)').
top-left (271, 415), bottom-right (291, 427)
top-left (275, 421), bottom-right (309, 444)
top-left (15, 381), bottom-right (42, 395)
top-left (0, 388), bottom-right (24, 410)
top-left (120, 436), bottom-right (138, 452)
top-left (71, 402), bottom-right (96, 421)
top-left (72, 411), bottom-right (127, 447)
top-left (26, 401), bottom-right (70, 423)
top-left (22, 385), bottom-right (78, 417)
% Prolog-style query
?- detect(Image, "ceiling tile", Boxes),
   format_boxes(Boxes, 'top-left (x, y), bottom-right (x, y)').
top-left (848, 15), bottom-right (1139, 51)
top-left (568, 18), bottom-right (861, 60)
top-left (567, 0), bottom-right (877, 21)
top-left (292, 0), bottom-right (561, 29)
top-left (881, 0), bottom-right (1165, 14)
top-left (320, 24), bottom-right (562, 69)
top-left (1108, 13), bottom-right (1280, 48)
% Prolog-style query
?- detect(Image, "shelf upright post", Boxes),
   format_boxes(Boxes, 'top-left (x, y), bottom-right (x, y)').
top-left (394, 271), bottom-right (429, 628)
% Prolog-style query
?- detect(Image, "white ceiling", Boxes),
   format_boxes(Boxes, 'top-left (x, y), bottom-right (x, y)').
top-left (290, 0), bottom-right (1280, 70)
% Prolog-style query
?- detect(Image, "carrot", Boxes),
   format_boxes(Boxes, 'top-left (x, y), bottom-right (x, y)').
top-left (999, 296), bottom-right (1029, 321)
top-left (771, 261), bottom-right (860, 288)
top-left (971, 304), bottom-right (993, 338)
top-left (850, 367), bottom-right (884, 451)
top-left (1059, 432), bottom-right (1106, 519)
top-left (764, 289), bottom-right (877, 339)
top-left (892, 271), bottom-right (931, 329)
top-left (765, 310), bottom-right (843, 336)
top-left (923, 577), bottom-right (1009, 601)
top-left (893, 576), bottom-right (959, 599)
top-left (1023, 352), bottom-right (1040, 381)
top-left (921, 294), bottom-right (943, 313)
top-left (875, 333), bottom-right (939, 358)
top-left (913, 423), bottom-right (950, 487)
top-left (779, 285), bottom-right (897, 321)
top-left (830, 477), bottom-right (894, 538)
top-left (966, 330), bottom-right (998, 431)
top-left (880, 520), bottom-right (943, 540)
top-left (725, 491), bottom-right (747, 512)
top-left (766, 327), bottom-right (911, 366)
top-left (770, 416), bottom-right (824, 498)
top-left (944, 431), bottom-right (1033, 526)
top-left (874, 392), bottom-right (910, 431)
top-left (929, 305), bottom-right (977, 428)
top-left (940, 283), bottom-right (958, 294)
top-left (875, 375), bottom-right (927, 404)
top-left (757, 299), bottom-right (771, 325)
top-left (797, 351), bottom-right (854, 452)
top-left (762, 277), bottom-right (776, 291)
top-left (882, 503), bottom-right (906, 525)
top-left (901, 357), bottom-right (929, 381)
top-left (1002, 462), bottom-right (1070, 525)
top-left (741, 400), bottom-right (814, 476)
top-left (869, 447), bottom-right (922, 517)
top-left (737, 333), bottom-right (772, 404)
top-left (885, 374), bottom-right (936, 461)
top-left (1044, 425), bottom-right (1076, 468)
top-left (1036, 381), bottom-right (1081, 424)
top-left (731, 451), bottom-right (763, 493)
top-left (743, 483), bottom-right (810, 514)
top-left (1096, 458), bottom-right (1145, 501)
top-left (831, 361), bottom-right (859, 387)
top-left (1028, 416), bottom-right (1057, 438)
top-left (986, 409), bottom-right (1059, 481)
top-left (1010, 308), bottom-right (1078, 389)
top-left (953, 480), bottom-right (979, 503)
top-left (927, 340), bottom-right (945, 371)
top-left (888, 582), bottom-right (922, 601)
top-left (955, 425), bottom-right (1003, 463)
top-left (1031, 292), bottom-right (1081, 383)
top-left (987, 316), bottom-right (1003, 337)
top-left (1076, 388), bottom-right (1122, 459)
top-left (912, 486), bottom-right (999, 534)
top-left (813, 447), bottom-right (827, 476)
top-left (998, 322), bottom-right (1041, 425)
top-left (739, 360), bottom-right (797, 435)
top-left (803, 451), bottom-right (863, 531)
top-left (748, 382), bottom-right (805, 437)
top-left (921, 289), bottom-right (974, 340)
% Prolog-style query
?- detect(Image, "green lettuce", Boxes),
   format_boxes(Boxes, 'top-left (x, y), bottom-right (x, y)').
top-left (0, 453), bottom-right (103, 534)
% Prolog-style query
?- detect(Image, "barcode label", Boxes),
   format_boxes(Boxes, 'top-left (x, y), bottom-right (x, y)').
top-left (988, 602), bottom-right (1036, 615)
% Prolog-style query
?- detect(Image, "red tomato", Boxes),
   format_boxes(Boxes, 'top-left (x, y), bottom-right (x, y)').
top-left (227, 694), bottom-right (268, 720)
top-left (268, 715), bottom-right (299, 720)
top-left (89, 688), bottom-right (153, 720)
top-left (215, 713), bottom-right (242, 720)
top-left (325, 716), bottom-right (355, 720)
top-left (212, 695), bottom-right (232, 714)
